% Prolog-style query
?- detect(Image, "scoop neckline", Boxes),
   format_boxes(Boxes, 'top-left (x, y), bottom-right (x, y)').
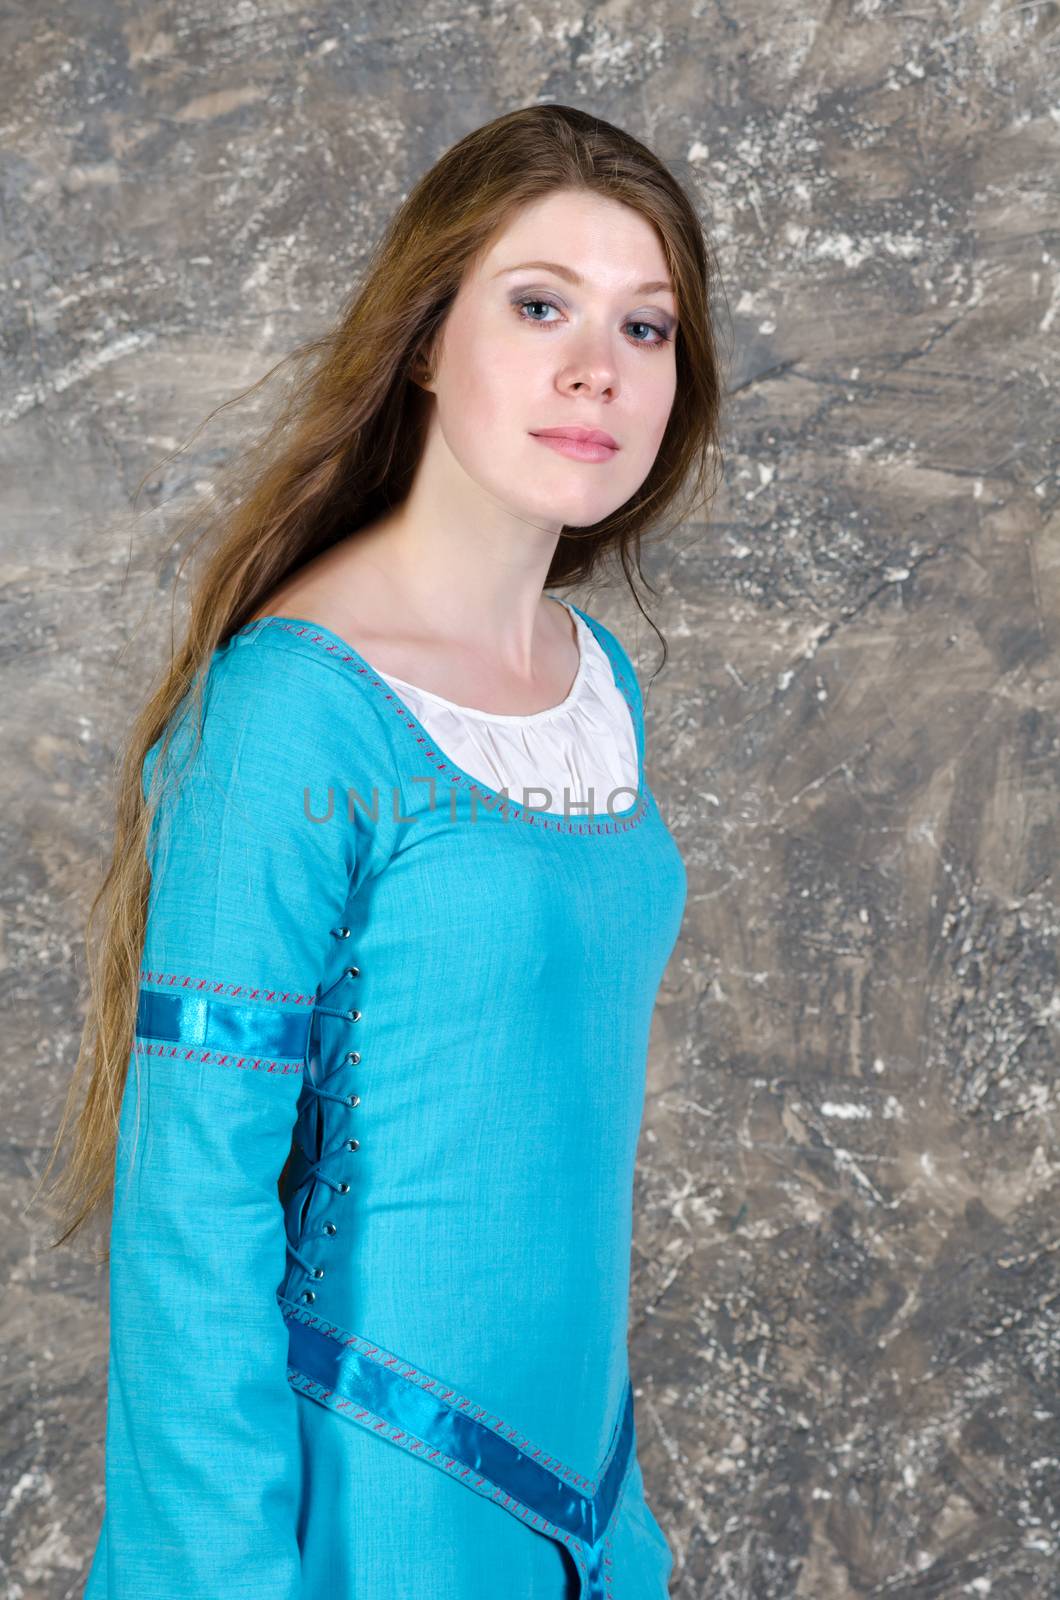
top-left (376, 597), bottom-right (589, 725)
top-left (233, 600), bottom-right (647, 829)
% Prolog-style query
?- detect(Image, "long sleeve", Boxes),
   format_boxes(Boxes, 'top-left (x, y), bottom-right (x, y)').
top-left (85, 635), bottom-right (370, 1599)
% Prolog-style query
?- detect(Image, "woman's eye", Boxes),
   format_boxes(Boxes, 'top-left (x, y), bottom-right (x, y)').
top-left (626, 320), bottom-right (670, 347)
top-left (512, 296), bottom-right (671, 350)
top-left (516, 298), bottom-right (562, 325)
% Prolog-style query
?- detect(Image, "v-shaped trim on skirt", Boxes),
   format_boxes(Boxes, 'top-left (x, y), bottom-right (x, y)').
top-left (279, 1296), bottom-right (636, 1599)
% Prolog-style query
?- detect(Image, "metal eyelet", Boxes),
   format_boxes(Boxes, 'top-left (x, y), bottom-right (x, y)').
top-left (346, 1138), bottom-right (360, 1151)
top-left (312, 1266), bottom-right (325, 1279)
top-left (345, 965), bottom-right (360, 979)
top-left (346, 1050), bottom-right (360, 1065)
top-left (323, 1221), bottom-right (337, 1235)
top-left (338, 1182), bottom-right (350, 1194)
top-left (348, 1093), bottom-right (361, 1108)
top-left (334, 927), bottom-right (351, 939)
top-left (302, 1289), bottom-right (316, 1303)
top-left (347, 1008), bottom-right (361, 1022)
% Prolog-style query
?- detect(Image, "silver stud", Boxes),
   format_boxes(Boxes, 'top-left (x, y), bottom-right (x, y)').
top-left (338, 1182), bottom-right (350, 1194)
top-left (345, 1050), bottom-right (360, 1064)
top-left (346, 1138), bottom-right (360, 1151)
top-left (313, 1266), bottom-right (325, 1279)
top-left (348, 1093), bottom-right (361, 1108)
top-left (347, 1008), bottom-right (361, 1022)
top-left (346, 965), bottom-right (360, 979)
top-left (335, 927), bottom-right (351, 939)
top-left (323, 1221), bottom-right (337, 1235)
top-left (302, 1289), bottom-right (316, 1303)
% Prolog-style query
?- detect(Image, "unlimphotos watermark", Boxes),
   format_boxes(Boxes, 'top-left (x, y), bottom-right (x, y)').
top-left (301, 774), bottom-right (642, 825)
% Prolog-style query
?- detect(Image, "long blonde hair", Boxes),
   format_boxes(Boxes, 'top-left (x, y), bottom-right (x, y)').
top-left (35, 102), bottom-right (726, 1257)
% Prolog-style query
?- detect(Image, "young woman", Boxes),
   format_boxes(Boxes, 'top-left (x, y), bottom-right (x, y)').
top-left (43, 103), bottom-right (723, 1599)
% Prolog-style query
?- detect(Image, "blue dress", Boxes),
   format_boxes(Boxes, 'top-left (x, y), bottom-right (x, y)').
top-left (84, 601), bottom-right (688, 1599)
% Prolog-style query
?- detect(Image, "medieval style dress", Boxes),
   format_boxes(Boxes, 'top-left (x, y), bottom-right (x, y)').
top-left (84, 596), bottom-right (688, 1600)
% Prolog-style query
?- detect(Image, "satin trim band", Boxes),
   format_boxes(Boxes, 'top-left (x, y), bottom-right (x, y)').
top-left (135, 986), bottom-right (312, 1062)
top-left (281, 1302), bottom-right (635, 1592)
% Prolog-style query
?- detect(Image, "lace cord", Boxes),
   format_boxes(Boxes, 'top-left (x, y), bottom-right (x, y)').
top-left (284, 932), bottom-right (361, 1295)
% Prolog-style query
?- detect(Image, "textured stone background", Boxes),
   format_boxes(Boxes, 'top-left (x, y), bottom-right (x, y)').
top-left (3, 4), bottom-right (1058, 1597)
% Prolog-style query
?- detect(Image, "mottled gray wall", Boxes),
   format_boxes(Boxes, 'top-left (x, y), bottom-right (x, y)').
top-left (3, 3), bottom-right (1057, 1597)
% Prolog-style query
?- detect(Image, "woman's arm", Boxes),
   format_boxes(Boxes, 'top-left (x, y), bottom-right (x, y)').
top-left (85, 638), bottom-right (366, 1600)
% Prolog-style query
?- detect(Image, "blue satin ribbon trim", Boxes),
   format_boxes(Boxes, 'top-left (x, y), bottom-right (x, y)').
top-left (285, 1310), bottom-right (634, 1551)
top-left (135, 986), bottom-right (312, 1062)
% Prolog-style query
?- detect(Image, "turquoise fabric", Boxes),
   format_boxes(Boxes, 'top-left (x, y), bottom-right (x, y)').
top-left (84, 601), bottom-right (688, 1599)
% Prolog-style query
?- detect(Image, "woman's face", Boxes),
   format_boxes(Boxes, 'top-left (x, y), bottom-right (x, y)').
top-left (420, 188), bottom-right (679, 532)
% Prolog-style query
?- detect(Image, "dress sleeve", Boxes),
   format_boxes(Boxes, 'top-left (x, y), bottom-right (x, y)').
top-left (86, 637), bottom-right (366, 1600)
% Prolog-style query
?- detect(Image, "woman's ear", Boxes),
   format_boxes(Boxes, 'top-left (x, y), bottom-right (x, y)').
top-left (409, 340), bottom-right (437, 392)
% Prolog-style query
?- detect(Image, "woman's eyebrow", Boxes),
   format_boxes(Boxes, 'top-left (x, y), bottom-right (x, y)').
top-left (493, 259), bottom-right (674, 296)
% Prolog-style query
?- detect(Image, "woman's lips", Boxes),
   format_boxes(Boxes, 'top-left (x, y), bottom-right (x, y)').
top-left (530, 432), bottom-right (619, 463)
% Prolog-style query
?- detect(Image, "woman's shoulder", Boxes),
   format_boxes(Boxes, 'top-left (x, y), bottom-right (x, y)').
top-left (207, 617), bottom-right (399, 746)
top-left (145, 616), bottom-right (399, 803)
top-left (140, 621), bottom-right (406, 887)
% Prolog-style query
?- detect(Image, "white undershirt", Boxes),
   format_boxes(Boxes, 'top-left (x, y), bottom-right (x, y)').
top-left (373, 598), bottom-right (640, 815)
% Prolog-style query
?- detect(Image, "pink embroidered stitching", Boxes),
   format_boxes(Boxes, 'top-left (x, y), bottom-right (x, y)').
top-left (139, 969), bottom-right (316, 1006)
top-left (133, 1038), bottom-right (302, 1075)
top-left (250, 619), bottom-right (650, 838)
top-left (280, 1300), bottom-right (601, 1494)
top-left (285, 1368), bottom-right (591, 1585)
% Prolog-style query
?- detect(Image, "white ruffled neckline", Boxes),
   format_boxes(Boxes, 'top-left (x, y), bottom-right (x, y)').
top-left (372, 599), bottom-right (640, 807)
